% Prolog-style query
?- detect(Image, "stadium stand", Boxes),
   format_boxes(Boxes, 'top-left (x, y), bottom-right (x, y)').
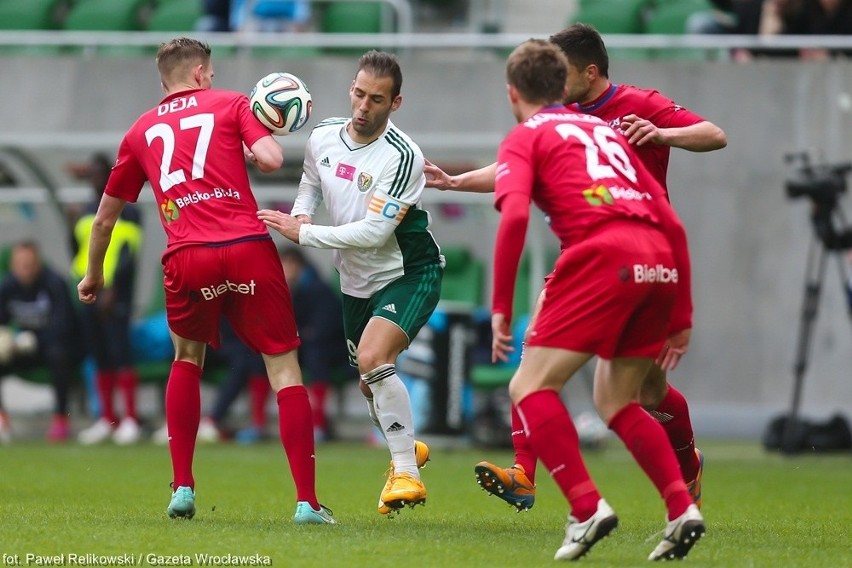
top-left (0, 0), bottom-right (69, 30)
top-left (63, 0), bottom-right (150, 31)
top-left (570, 0), bottom-right (651, 59)
top-left (145, 0), bottom-right (203, 32)
top-left (438, 246), bottom-right (485, 308)
top-left (319, 1), bottom-right (385, 54)
top-left (645, 0), bottom-right (719, 59)
top-left (573, 0), bottom-right (647, 33)
top-left (63, 0), bottom-right (154, 55)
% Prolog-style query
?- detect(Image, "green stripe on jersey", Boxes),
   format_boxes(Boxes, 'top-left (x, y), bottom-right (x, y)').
top-left (395, 207), bottom-right (441, 270)
top-left (384, 129), bottom-right (414, 199)
top-left (314, 117), bottom-right (347, 131)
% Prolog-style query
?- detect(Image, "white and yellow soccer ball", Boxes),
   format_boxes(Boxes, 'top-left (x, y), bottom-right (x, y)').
top-left (249, 72), bottom-right (312, 136)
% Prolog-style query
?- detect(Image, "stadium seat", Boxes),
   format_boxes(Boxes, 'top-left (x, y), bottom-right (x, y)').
top-left (63, 0), bottom-right (154, 55)
top-left (319, 2), bottom-right (385, 55)
top-left (570, 0), bottom-right (651, 60)
top-left (0, 0), bottom-right (68, 29)
top-left (145, 0), bottom-right (202, 31)
top-left (573, 0), bottom-right (647, 33)
top-left (645, 0), bottom-right (719, 59)
top-left (439, 246), bottom-right (485, 308)
top-left (0, 0), bottom-right (69, 54)
top-left (645, 0), bottom-right (714, 34)
top-left (64, 0), bottom-right (150, 30)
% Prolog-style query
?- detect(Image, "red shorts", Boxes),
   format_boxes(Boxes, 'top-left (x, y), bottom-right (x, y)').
top-left (527, 220), bottom-right (678, 359)
top-left (163, 238), bottom-right (300, 353)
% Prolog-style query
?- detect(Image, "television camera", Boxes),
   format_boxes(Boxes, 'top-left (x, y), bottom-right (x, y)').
top-left (774, 152), bottom-right (852, 454)
top-left (784, 152), bottom-right (852, 250)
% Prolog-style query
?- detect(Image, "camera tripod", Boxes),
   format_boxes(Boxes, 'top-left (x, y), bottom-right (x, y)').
top-left (783, 213), bottom-right (852, 453)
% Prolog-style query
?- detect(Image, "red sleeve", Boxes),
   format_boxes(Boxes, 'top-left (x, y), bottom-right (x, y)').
top-left (104, 135), bottom-right (147, 203)
top-left (237, 93), bottom-right (275, 149)
top-left (642, 89), bottom-right (705, 129)
top-left (491, 191), bottom-right (530, 324)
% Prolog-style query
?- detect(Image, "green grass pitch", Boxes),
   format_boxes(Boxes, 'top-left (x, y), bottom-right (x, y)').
top-left (0, 440), bottom-right (849, 567)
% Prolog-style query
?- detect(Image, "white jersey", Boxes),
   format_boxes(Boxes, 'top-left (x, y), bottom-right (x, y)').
top-left (293, 118), bottom-right (443, 298)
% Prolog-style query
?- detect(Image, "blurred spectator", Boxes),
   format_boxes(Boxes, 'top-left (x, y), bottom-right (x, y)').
top-left (775, 0), bottom-right (852, 59)
top-left (0, 240), bottom-right (83, 442)
top-left (70, 153), bottom-right (144, 445)
top-left (232, 0), bottom-right (312, 32)
top-left (194, 318), bottom-right (270, 444)
top-left (695, 0), bottom-right (852, 60)
top-left (196, 0), bottom-right (233, 32)
top-left (279, 246), bottom-right (352, 442)
top-left (687, 0), bottom-right (765, 35)
top-left (687, 0), bottom-right (784, 61)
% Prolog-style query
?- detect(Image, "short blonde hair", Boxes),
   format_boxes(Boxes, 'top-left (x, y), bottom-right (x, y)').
top-left (156, 37), bottom-right (211, 87)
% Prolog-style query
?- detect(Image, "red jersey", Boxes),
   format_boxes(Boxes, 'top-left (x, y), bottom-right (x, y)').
top-left (569, 83), bottom-right (705, 195)
top-left (106, 88), bottom-right (273, 259)
top-left (493, 106), bottom-right (691, 329)
top-left (495, 107), bottom-right (669, 250)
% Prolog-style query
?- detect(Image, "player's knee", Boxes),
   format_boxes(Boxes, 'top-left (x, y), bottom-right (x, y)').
top-left (355, 348), bottom-right (394, 376)
top-left (360, 363), bottom-right (395, 386)
top-left (508, 374), bottom-right (538, 404)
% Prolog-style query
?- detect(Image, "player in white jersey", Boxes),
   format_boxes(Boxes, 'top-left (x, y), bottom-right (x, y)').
top-left (259, 50), bottom-right (443, 516)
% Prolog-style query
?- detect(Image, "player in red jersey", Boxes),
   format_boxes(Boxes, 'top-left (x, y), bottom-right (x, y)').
top-left (76, 37), bottom-right (334, 524)
top-left (491, 39), bottom-right (704, 561)
top-left (425, 23), bottom-right (725, 513)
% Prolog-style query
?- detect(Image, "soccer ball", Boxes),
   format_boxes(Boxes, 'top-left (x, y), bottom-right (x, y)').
top-left (249, 72), bottom-right (312, 136)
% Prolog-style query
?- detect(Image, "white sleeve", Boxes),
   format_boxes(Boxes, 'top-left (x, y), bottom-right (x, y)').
top-left (298, 189), bottom-right (411, 249)
top-left (291, 137), bottom-right (322, 217)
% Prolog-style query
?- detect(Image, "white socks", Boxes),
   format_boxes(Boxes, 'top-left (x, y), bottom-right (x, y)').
top-left (362, 364), bottom-right (418, 477)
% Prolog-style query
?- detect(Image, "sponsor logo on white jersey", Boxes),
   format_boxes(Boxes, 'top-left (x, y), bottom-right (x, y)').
top-left (320, 157), bottom-right (331, 168)
top-left (633, 264), bottom-right (678, 284)
top-left (382, 303), bottom-right (397, 314)
top-left (200, 279), bottom-right (257, 300)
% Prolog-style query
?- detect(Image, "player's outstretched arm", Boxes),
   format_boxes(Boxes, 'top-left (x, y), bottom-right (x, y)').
top-left (248, 136), bottom-right (284, 173)
top-left (619, 115), bottom-right (727, 152)
top-left (257, 209), bottom-right (301, 243)
top-left (424, 160), bottom-right (498, 193)
top-left (79, 194), bottom-right (126, 304)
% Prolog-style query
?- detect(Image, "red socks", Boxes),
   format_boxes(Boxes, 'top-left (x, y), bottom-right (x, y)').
top-left (651, 385), bottom-right (700, 482)
top-left (276, 385), bottom-right (319, 510)
top-left (166, 361), bottom-right (202, 490)
top-left (517, 390), bottom-right (600, 521)
top-left (308, 382), bottom-right (330, 432)
top-left (116, 368), bottom-right (138, 421)
top-left (609, 402), bottom-right (693, 520)
top-left (248, 374), bottom-right (270, 429)
top-left (510, 404), bottom-right (537, 483)
top-left (95, 371), bottom-right (117, 424)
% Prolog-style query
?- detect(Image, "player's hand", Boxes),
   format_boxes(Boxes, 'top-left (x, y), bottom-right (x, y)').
top-left (424, 159), bottom-right (453, 190)
top-left (243, 143), bottom-right (258, 164)
top-left (294, 214), bottom-right (312, 224)
top-left (656, 328), bottom-right (691, 371)
top-left (77, 274), bottom-right (104, 304)
top-left (491, 312), bottom-right (514, 363)
top-left (619, 114), bottom-right (663, 147)
top-left (257, 209), bottom-right (302, 243)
